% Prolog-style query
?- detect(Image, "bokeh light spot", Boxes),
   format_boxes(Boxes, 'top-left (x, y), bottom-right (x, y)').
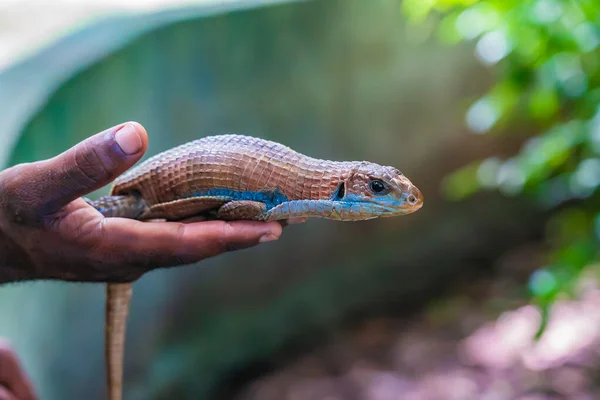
top-left (466, 98), bottom-right (497, 133)
top-left (476, 30), bottom-right (510, 65)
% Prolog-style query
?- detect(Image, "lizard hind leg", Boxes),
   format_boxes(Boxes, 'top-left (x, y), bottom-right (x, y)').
top-left (106, 283), bottom-right (133, 400)
top-left (142, 196), bottom-right (230, 221)
top-left (216, 200), bottom-right (267, 220)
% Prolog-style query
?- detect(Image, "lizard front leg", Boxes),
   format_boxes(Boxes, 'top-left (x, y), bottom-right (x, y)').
top-left (216, 200), bottom-right (267, 220)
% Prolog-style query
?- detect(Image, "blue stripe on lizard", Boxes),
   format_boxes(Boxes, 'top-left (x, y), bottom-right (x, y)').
top-left (184, 188), bottom-right (289, 210)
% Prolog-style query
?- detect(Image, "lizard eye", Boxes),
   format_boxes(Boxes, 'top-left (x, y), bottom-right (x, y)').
top-left (369, 179), bottom-right (387, 194)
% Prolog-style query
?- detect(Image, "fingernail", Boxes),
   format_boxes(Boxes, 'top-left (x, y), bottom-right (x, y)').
top-left (115, 123), bottom-right (142, 155)
top-left (259, 232), bottom-right (279, 243)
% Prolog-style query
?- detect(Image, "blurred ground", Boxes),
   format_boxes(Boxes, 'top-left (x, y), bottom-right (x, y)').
top-left (237, 242), bottom-right (600, 400)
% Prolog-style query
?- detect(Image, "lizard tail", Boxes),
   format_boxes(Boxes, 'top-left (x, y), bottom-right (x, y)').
top-left (106, 283), bottom-right (133, 400)
top-left (89, 195), bottom-right (145, 400)
top-left (85, 195), bottom-right (148, 219)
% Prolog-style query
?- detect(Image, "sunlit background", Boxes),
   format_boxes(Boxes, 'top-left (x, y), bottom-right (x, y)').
top-left (0, 0), bottom-right (231, 71)
top-left (1, 0), bottom-right (599, 399)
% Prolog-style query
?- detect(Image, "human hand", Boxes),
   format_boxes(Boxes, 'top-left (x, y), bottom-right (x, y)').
top-left (0, 340), bottom-right (37, 400)
top-left (0, 122), bottom-right (286, 283)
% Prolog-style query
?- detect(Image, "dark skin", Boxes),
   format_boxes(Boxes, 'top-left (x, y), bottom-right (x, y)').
top-left (0, 341), bottom-right (36, 400)
top-left (0, 122), bottom-right (303, 399)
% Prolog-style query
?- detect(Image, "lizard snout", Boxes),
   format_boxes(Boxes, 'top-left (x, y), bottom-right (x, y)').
top-left (405, 185), bottom-right (423, 210)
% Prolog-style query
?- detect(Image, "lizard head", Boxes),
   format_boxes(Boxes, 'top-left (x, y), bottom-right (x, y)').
top-left (335, 162), bottom-right (423, 218)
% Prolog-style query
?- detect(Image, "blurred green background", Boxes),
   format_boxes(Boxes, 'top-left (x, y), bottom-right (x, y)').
top-left (0, 0), bottom-right (599, 399)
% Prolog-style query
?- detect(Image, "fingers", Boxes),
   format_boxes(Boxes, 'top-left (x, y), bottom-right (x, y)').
top-left (178, 216), bottom-right (308, 226)
top-left (8, 122), bottom-right (148, 217)
top-left (99, 218), bottom-right (283, 268)
top-left (0, 341), bottom-right (37, 400)
top-left (0, 387), bottom-right (16, 400)
top-left (177, 215), bottom-right (208, 224)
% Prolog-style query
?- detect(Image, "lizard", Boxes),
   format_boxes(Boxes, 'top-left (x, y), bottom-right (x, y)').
top-left (85, 133), bottom-right (423, 400)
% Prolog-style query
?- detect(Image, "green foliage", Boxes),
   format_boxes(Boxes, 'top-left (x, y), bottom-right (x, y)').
top-left (404, 0), bottom-right (600, 327)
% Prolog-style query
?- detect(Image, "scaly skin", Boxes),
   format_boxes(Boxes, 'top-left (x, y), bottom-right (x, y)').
top-left (88, 134), bottom-right (423, 400)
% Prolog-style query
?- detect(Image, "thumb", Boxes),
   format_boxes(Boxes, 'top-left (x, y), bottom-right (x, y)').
top-left (27, 122), bottom-right (148, 216)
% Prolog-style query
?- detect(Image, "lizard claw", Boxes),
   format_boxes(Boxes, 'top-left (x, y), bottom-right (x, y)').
top-left (284, 217), bottom-right (308, 225)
